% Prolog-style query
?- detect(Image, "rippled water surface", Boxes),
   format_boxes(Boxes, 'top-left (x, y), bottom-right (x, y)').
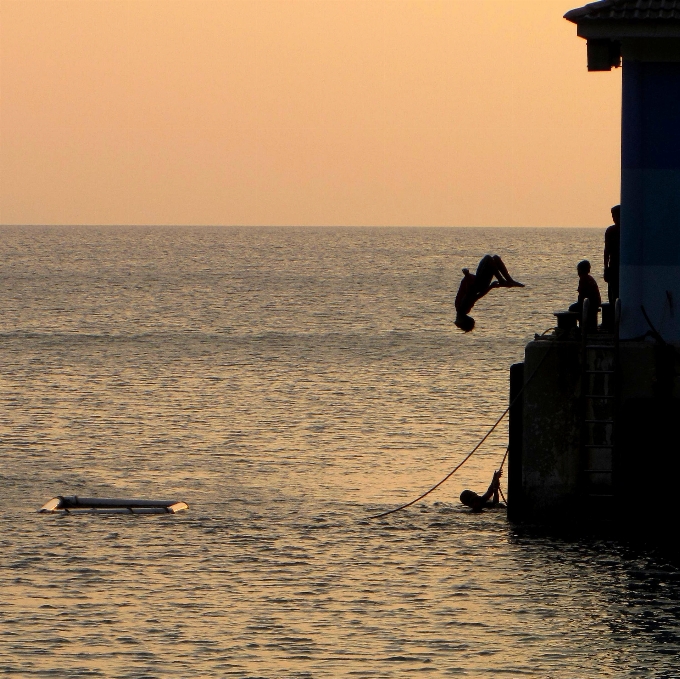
top-left (1, 226), bottom-right (679, 678)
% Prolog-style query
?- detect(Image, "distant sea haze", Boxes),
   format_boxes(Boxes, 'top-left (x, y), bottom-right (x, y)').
top-left (2, 226), bottom-right (677, 677)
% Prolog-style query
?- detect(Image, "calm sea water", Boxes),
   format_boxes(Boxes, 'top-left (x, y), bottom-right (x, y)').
top-left (1, 226), bottom-right (679, 678)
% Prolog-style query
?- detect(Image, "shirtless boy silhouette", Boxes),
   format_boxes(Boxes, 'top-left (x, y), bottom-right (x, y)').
top-left (460, 470), bottom-right (505, 512)
top-left (454, 254), bottom-right (524, 332)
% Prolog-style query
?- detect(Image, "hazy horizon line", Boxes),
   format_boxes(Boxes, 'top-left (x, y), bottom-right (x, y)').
top-left (0, 223), bottom-right (607, 229)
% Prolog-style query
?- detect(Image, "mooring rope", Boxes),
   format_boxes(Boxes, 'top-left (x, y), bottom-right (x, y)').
top-left (368, 333), bottom-right (555, 520)
top-left (498, 446), bottom-right (509, 472)
top-left (497, 447), bottom-right (509, 505)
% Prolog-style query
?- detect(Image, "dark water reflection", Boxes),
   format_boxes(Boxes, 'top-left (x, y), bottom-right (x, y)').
top-left (5, 504), bottom-right (680, 677)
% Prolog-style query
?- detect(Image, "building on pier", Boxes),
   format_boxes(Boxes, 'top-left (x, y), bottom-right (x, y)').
top-left (509, 1), bottom-right (680, 536)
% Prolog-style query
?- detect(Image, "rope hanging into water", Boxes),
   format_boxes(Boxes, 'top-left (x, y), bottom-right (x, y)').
top-left (368, 406), bottom-right (512, 519)
top-left (368, 335), bottom-right (555, 520)
top-left (497, 447), bottom-right (509, 505)
top-left (498, 446), bottom-right (509, 472)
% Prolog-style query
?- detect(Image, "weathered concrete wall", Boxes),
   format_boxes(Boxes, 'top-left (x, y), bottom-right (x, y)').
top-left (521, 338), bottom-right (581, 518)
top-left (507, 363), bottom-right (524, 522)
top-left (515, 337), bottom-right (680, 528)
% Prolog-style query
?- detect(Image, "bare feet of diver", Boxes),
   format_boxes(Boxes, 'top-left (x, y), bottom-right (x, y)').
top-left (499, 279), bottom-right (525, 288)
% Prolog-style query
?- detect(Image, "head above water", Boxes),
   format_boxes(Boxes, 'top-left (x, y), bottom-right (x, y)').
top-left (577, 259), bottom-right (591, 276)
top-left (455, 314), bottom-right (475, 332)
top-left (611, 204), bottom-right (621, 225)
top-left (460, 490), bottom-right (479, 507)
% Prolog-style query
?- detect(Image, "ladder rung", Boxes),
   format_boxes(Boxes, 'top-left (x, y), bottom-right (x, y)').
top-left (585, 370), bottom-right (615, 374)
top-left (585, 394), bottom-right (615, 399)
top-left (584, 469), bottom-right (613, 473)
top-left (585, 419), bottom-right (614, 424)
top-left (586, 345), bottom-right (615, 350)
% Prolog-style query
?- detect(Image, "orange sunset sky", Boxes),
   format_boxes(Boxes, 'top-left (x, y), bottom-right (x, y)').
top-left (0, 0), bottom-right (621, 227)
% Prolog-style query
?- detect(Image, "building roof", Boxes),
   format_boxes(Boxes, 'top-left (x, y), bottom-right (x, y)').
top-left (565, 0), bottom-right (680, 23)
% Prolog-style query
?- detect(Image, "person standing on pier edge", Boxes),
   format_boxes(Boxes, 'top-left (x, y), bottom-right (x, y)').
top-left (604, 205), bottom-right (621, 304)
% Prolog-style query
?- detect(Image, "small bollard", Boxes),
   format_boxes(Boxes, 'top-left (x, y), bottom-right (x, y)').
top-left (553, 310), bottom-right (579, 332)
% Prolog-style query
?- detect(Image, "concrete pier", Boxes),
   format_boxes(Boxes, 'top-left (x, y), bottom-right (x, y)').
top-left (512, 337), bottom-right (580, 521)
top-left (510, 331), bottom-right (680, 532)
top-left (510, 1), bottom-right (680, 542)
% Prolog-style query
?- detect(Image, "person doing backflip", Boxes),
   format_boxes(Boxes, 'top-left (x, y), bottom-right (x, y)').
top-left (454, 254), bottom-right (525, 332)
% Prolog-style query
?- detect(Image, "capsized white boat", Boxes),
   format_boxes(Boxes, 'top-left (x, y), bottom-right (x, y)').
top-left (39, 496), bottom-right (189, 514)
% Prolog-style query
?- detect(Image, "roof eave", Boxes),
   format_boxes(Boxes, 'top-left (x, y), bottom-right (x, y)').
top-left (573, 20), bottom-right (680, 39)
top-left (564, 4), bottom-right (603, 24)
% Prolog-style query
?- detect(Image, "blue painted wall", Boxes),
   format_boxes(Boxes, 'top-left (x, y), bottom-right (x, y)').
top-left (620, 61), bottom-right (680, 340)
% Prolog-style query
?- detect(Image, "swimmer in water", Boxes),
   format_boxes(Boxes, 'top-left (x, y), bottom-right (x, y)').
top-left (460, 470), bottom-right (504, 512)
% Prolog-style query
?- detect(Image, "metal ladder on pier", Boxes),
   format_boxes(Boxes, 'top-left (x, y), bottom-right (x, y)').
top-left (579, 299), bottom-right (620, 500)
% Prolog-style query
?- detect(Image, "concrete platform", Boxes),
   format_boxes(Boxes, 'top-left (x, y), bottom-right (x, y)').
top-left (509, 333), bottom-right (680, 536)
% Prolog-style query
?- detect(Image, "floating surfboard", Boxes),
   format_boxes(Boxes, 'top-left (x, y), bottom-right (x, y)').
top-left (39, 496), bottom-right (189, 515)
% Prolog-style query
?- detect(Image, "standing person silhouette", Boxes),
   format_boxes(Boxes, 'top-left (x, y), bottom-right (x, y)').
top-left (454, 254), bottom-right (524, 332)
top-left (604, 205), bottom-right (621, 304)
